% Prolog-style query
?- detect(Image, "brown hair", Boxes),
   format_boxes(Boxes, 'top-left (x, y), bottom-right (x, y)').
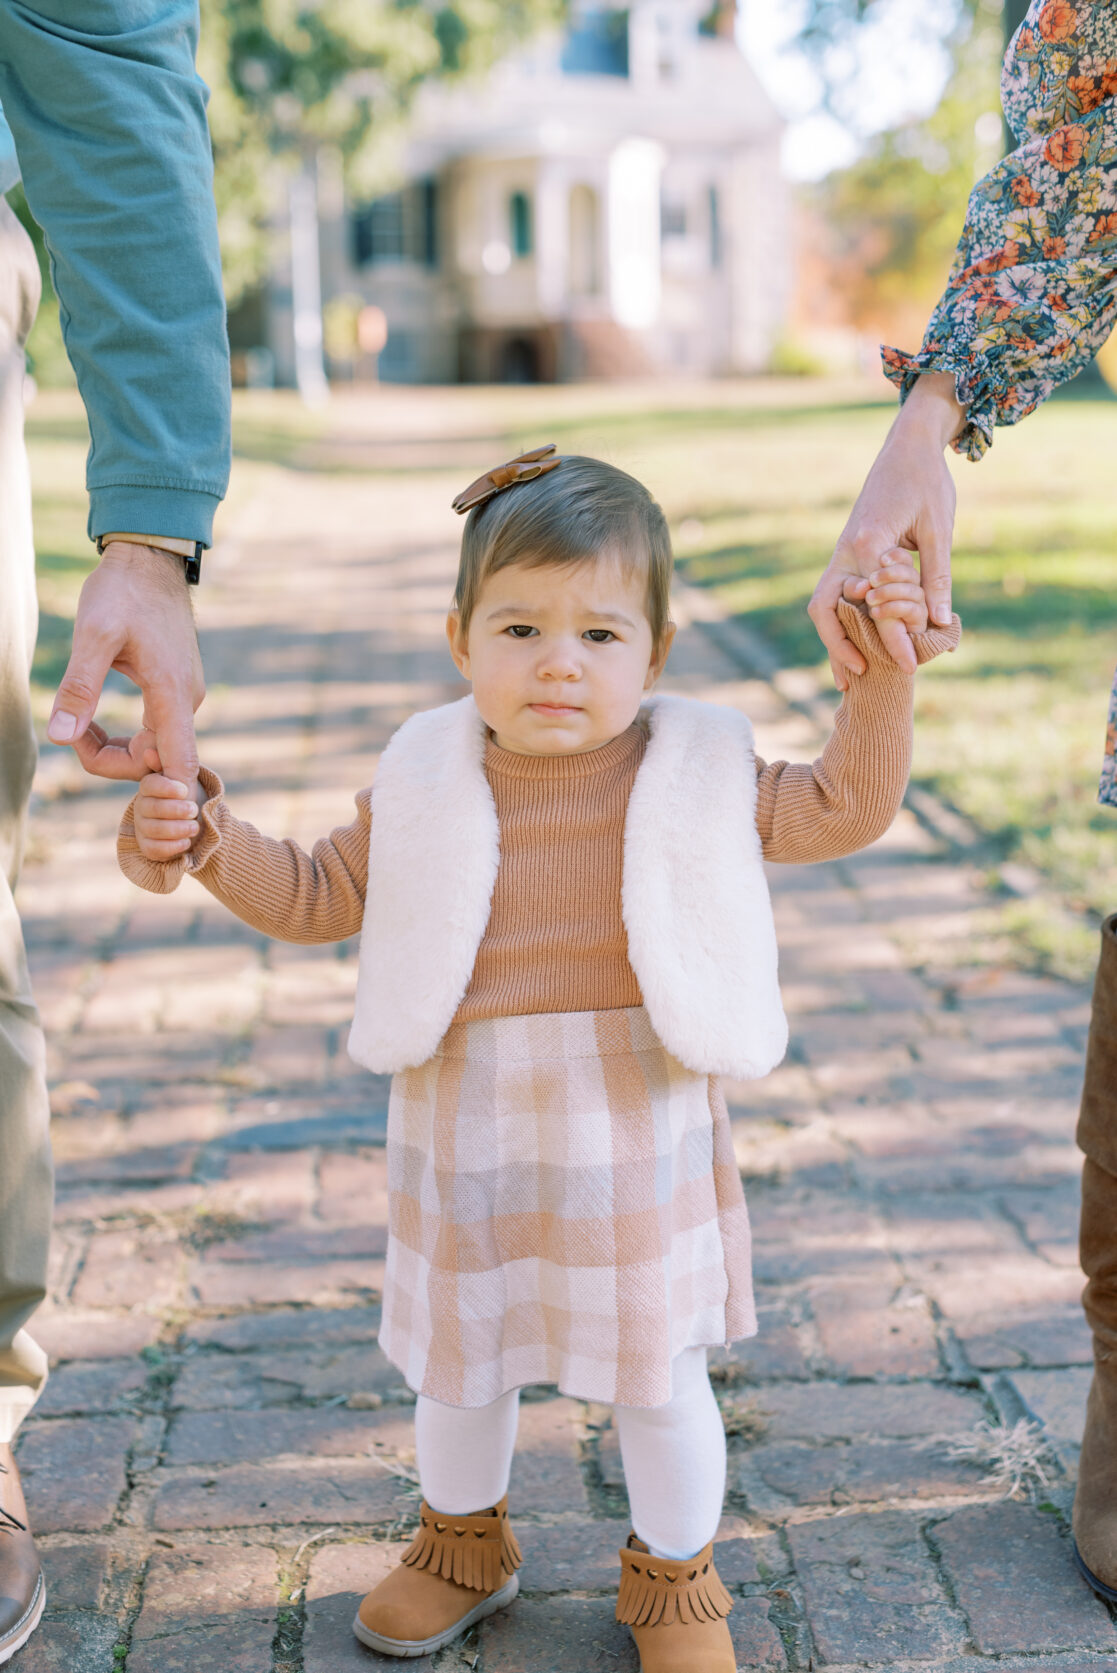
top-left (454, 454), bottom-right (672, 645)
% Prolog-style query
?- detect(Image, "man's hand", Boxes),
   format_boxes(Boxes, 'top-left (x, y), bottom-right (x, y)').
top-left (47, 542), bottom-right (204, 791)
top-left (809, 372), bottom-right (962, 689)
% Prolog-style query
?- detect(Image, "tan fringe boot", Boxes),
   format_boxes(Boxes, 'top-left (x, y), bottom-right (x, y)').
top-left (352, 1495), bottom-right (522, 1657)
top-left (617, 1533), bottom-right (735, 1673)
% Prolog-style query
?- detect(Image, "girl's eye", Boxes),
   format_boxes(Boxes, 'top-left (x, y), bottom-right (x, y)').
top-left (584, 629), bottom-right (616, 643)
top-left (505, 624), bottom-right (537, 639)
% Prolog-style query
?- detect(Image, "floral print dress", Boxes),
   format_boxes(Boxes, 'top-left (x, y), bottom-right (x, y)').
top-left (882, 0), bottom-right (1117, 806)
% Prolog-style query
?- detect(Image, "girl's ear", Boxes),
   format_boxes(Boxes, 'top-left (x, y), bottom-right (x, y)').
top-left (644, 620), bottom-right (676, 690)
top-left (446, 610), bottom-right (471, 680)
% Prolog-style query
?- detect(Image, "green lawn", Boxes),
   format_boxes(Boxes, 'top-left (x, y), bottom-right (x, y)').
top-left (27, 380), bottom-right (1117, 977)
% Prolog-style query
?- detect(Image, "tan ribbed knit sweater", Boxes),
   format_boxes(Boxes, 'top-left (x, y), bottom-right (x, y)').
top-left (118, 605), bottom-right (959, 1022)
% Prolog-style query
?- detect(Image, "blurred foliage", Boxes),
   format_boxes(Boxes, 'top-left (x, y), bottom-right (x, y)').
top-left (795, 0), bottom-right (1022, 110)
top-left (12, 2), bottom-right (565, 335)
top-left (199, 0), bottom-right (565, 304)
top-left (808, 5), bottom-right (1006, 333)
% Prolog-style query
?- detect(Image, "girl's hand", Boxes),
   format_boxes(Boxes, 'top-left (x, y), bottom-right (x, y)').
top-left (134, 753), bottom-right (203, 861)
top-left (843, 557), bottom-right (929, 635)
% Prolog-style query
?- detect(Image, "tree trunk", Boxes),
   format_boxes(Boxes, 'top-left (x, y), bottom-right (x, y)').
top-left (289, 161), bottom-right (329, 407)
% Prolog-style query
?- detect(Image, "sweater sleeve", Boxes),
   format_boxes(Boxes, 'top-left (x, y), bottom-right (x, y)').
top-left (0, 1), bottom-right (230, 544)
top-left (117, 767), bottom-right (371, 943)
top-left (756, 600), bottom-right (961, 864)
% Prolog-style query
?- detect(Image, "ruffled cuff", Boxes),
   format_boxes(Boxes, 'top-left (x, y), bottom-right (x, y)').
top-left (117, 765), bottom-right (227, 895)
top-left (880, 343), bottom-right (1006, 463)
top-left (837, 597), bottom-right (962, 667)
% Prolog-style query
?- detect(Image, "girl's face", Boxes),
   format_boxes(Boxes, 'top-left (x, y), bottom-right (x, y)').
top-left (447, 555), bottom-right (674, 755)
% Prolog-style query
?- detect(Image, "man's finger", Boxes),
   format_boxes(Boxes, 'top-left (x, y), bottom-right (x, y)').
top-left (144, 682), bottom-right (200, 789)
top-left (69, 723), bottom-right (150, 781)
top-left (917, 524), bottom-right (954, 626)
top-left (48, 642), bottom-right (114, 744)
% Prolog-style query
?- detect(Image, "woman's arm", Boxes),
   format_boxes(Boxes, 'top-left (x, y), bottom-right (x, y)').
top-left (883, 0), bottom-right (1117, 461)
top-left (118, 769), bottom-right (370, 943)
top-left (812, 1), bottom-right (1117, 686)
top-left (757, 601), bottom-right (960, 864)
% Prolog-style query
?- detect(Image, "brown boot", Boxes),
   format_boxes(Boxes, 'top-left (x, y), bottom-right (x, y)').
top-left (352, 1495), bottom-right (521, 1657)
top-left (1074, 914), bottom-right (1117, 1602)
top-left (0, 1444), bottom-right (45, 1666)
top-left (617, 1534), bottom-right (735, 1673)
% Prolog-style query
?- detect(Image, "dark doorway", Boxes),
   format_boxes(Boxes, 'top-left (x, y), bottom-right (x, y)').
top-left (502, 336), bottom-right (540, 383)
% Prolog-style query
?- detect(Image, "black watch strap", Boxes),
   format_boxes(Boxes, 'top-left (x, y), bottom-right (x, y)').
top-left (96, 535), bottom-right (203, 584)
top-left (183, 543), bottom-right (203, 585)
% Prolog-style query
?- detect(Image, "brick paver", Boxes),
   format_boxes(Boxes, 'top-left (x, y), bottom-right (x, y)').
top-left (16, 391), bottom-right (1111, 1669)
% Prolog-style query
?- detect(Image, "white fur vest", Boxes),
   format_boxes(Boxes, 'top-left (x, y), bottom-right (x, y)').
top-left (347, 694), bottom-right (788, 1080)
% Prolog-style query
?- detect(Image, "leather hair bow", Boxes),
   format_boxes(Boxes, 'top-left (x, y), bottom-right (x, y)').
top-left (451, 443), bottom-right (561, 514)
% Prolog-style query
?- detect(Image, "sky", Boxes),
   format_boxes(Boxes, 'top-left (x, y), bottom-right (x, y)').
top-left (738, 0), bottom-right (960, 180)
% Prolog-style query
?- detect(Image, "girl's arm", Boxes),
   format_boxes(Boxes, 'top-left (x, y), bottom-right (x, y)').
top-left (117, 768), bottom-right (370, 943)
top-left (756, 599), bottom-right (960, 864)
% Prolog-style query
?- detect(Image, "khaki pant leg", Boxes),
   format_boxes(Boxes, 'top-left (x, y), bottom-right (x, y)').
top-left (0, 196), bottom-right (51, 1443)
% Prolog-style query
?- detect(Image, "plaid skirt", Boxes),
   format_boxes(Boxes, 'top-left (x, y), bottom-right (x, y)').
top-left (378, 1006), bottom-right (756, 1409)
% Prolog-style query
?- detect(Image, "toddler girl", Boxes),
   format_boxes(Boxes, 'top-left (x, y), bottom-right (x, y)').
top-left (118, 448), bottom-right (958, 1672)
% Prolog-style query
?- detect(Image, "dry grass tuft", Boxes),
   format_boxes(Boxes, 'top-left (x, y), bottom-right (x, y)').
top-left (718, 1396), bottom-right (770, 1444)
top-left (709, 1360), bottom-right (755, 1391)
top-left (368, 1445), bottom-right (422, 1496)
top-left (926, 1417), bottom-right (1056, 1498)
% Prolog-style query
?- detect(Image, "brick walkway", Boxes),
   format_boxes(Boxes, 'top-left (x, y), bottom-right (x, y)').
top-left (15, 399), bottom-right (1116, 1671)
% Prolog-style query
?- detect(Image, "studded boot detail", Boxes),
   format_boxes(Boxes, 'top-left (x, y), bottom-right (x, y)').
top-left (400, 1495), bottom-right (522, 1592)
top-left (353, 1495), bottom-right (521, 1657)
top-left (617, 1533), bottom-right (735, 1673)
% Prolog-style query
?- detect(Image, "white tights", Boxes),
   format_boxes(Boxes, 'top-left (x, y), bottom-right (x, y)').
top-left (414, 1346), bottom-right (726, 1561)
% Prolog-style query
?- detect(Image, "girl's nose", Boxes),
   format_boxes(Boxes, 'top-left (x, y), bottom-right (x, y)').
top-left (537, 641), bottom-right (581, 679)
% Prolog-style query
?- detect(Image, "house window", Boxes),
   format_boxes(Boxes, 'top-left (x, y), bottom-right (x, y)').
top-left (708, 185), bottom-right (722, 268)
top-left (352, 193), bottom-right (404, 266)
top-left (561, 10), bottom-right (630, 77)
top-left (420, 179), bottom-right (439, 269)
top-left (510, 190), bottom-right (533, 259)
top-left (352, 181), bottom-right (440, 269)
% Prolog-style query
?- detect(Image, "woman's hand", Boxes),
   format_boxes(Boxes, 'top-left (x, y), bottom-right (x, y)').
top-left (133, 754), bottom-right (203, 861)
top-left (810, 372), bottom-right (962, 687)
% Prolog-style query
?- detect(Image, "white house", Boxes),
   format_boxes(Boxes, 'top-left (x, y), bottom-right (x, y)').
top-left (266, 0), bottom-right (790, 384)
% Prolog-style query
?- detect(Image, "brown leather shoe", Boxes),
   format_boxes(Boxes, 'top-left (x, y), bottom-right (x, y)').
top-left (617, 1533), bottom-right (735, 1673)
top-left (352, 1495), bottom-right (521, 1657)
top-left (1074, 914), bottom-right (1117, 1602)
top-left (0, 1444), bottom-right (45, 1666)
